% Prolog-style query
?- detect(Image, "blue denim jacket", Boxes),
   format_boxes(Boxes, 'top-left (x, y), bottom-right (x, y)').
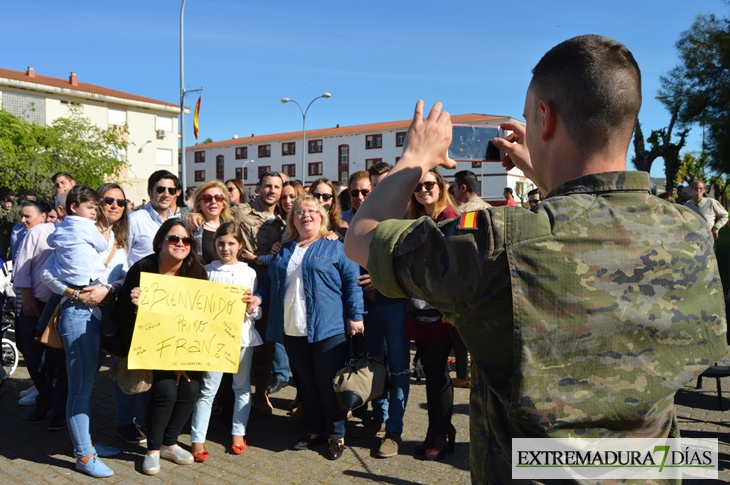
top-left (259, 238), bottom-right (365, 344)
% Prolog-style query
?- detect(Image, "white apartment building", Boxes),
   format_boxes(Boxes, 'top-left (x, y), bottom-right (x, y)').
top-left (185, 114), bottom-right (535, 204)
top-left (0, 67), bottom-right (180, 203)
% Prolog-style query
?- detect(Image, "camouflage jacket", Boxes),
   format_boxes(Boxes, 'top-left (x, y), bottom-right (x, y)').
top-left (232, 199), bottom-right (285, 276)
top-left (369, 171), bottom-right (727, 485)
top-left (457, 197), bottom-right (492, 213)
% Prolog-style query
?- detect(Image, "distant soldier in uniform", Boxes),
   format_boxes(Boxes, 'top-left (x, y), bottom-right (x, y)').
top-left (684, 179), bottom-right (728, 240)
top-left (451, 170), bottom-right (491, 213)
top-left (346, 35), bottom-right (727, 484)
top-left (234, 171), bottom-right (285, 416)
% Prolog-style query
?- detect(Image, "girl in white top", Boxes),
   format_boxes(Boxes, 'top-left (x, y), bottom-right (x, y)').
top-left (190, 222), bottom-right (263, 461)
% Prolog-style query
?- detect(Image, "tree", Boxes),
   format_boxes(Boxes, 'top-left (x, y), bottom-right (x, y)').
top-left (632, 113), bottom-right (688, 193)
top-left (676, 152), bottom-right (707, 187)
top-left (0, 107), bottom-right (128, 198)
top-left (666, 13), bottom-right (730, 173)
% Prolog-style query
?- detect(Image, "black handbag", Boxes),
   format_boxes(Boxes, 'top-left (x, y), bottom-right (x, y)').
top-left (332, 334), bottom-right (392, 411)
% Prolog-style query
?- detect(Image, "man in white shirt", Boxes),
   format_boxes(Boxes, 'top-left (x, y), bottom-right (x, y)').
top-left (684, 179), bottom-right (729, 240)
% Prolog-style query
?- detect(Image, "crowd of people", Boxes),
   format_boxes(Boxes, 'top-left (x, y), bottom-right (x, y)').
top-left (2, 33), bottom-right (729, 484)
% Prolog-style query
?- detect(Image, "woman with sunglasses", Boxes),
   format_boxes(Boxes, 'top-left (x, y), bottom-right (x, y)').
top-left (259, 195), bottom-right (364, 461)
top-left (39, 183), bottom-right (131, 477)
top-left (406, 168), bottom-right (459, 461)
top-left (309, 178), bottom-right (346, 236)
top-left (113, 219), bottom-right (208, 476)
top-left (225, 179), bottom-right (249, 207)
top-left (190, 181), bottom-right (234, 264)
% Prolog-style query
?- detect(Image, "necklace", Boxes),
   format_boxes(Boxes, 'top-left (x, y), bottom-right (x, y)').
top-left (204, 221), bottom-right (220, 229)
top-left (297, 235), bottom-right (319, 248)
top-left (97, 224), bottom-right (110, 234)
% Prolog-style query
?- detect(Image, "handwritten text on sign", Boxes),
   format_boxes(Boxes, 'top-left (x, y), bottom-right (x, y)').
top-left (128, 272), bottom-right (247, 373)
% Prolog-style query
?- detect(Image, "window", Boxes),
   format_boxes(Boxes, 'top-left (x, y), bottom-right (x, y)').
top-left (156, 116), bottom-right (173, 133)
top-left (365, 134), bottom-right (382, 149)
top-left (365, 158), bottom-right (382, 169)
top-left (395, 157), bottom-right (401, 164)
top-left (235, 147), bottom-right (248, 159)
top-left (308, 162), bottom-right (323, 176)
top-left (258, 145), bottom-right (271, 158)
top-left (108, 107), bottom-right (126, 126)
top-left (282, 164), bottom-right (296, 177)
top-left (395, 132), bottom-right (406, 147)
top-left (338, 145), bottom-right (349, 166)
top-left (282, 142), bottom-right (296, 156)
top-left (156, 148), bottom-right (172, 166)
top-left (308, 139), bottom-right (323, 154)
top-left (258, 166), bottom-right (271, 179)
top-left (195, 170), bottom-right (205, 182)
top-left (194, 151), bottom-right (205, 163)
top-left (244, 167), bottom-right (248, 180)
top-left (216, 155), bottom-right (224, 180)
top-left (339, 170), bottom-right (349, 185)
top-left (472, 161), bottom-right (482, 168)
top-left (235, 167), bottom-right (243, 180)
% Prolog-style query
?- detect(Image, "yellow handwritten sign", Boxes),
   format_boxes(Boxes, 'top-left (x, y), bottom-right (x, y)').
top-left (128, 272), bottom-right (247, 373)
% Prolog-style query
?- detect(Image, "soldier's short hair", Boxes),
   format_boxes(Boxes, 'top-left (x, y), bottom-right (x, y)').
top-left (367, 162), bottom-right (393, 177)
top-left (257, 171), bottom-right (283, 187)
top-left (530, 35), bottom-right (641, 156)
top-left (454, 170), bottom-right (479, 194)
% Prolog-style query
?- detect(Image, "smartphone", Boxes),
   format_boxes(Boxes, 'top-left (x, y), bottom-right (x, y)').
top-left (449, 124), bottom-right (505, 161)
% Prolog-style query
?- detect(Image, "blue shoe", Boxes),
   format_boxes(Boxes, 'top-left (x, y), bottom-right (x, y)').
top-left (76, 455), bottom-right (114, 478)
top-left (93, 442), bottom-right (121, 458)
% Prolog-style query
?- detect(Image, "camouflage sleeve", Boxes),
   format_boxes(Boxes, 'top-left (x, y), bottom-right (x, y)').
top-left (369, 210), bottom-right (503, 321)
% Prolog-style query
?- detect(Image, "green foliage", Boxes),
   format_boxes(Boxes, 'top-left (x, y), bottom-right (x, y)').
top-left (676, 152), bottom-right (707, 186)
top-left (666, 13), bottom-right (730, 173)
top-left (0, 107), bottom-right (128, 198)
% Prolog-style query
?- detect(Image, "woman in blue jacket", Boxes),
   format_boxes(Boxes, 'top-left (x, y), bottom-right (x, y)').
top-left (259, 194), bottom-right (364, 461)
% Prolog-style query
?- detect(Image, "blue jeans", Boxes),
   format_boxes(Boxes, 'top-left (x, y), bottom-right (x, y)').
top-left (363, 300), bottom-right (410, 434)
top-left (190, 346), bottom-right (255, 442)
top-left (272, 342), bottom-right (290, 382)
top-left (58, 302), bottom-right (100, 458)
top-left (284, 333), bottom-right (348, 440)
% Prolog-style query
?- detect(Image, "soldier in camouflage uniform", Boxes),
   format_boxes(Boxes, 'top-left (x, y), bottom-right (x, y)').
top-left (232, 171), bottom-right (285, 416)
top-left (345, 35), bottom-right (728, 484)
top-left (452, 170), bottom-right (491, 213)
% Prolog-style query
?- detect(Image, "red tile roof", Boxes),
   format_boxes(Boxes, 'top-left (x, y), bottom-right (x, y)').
top-left (0, 67), bottom-right (178, 108)
top-left (188, 114), bottom-right (517, 151)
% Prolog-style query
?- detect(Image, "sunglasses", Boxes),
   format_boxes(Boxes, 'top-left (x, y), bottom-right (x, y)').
top-left (155, 186), bottom-right (178, 195)
top-left (350, 189), bottom-right (370, 198)
top-left (311, 192), bottom-right (333, 202)
top-left (414, 181), bottom-right (438, 192)
top-left (528, 199), bottom-right (541, 206)
top-left (165, 235), bottom-right (193, 246)
top-left (201, 193), bottom-right (225, 203)
top-left (226, 186), bottom-right (238, 192)
top-left (103, 197), bottom-right (126, 207)
top-left (294, 208), bottom-right (320, 217)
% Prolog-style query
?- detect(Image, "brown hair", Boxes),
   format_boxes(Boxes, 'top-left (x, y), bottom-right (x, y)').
top-left (310, 177), bottom-right (343, 231)
top-left (407, 168), bottom-right (456, 221)
top-left (347, 171), bottom-right (370, 188)
top-left (530, 35), bottom-right (641, 156)
top-left (97, 183), bottom-right (129, 251)
top-left (224, 179), bottom-right (249, 205)
top-left (213, 222), bottom-right (245, 258)
top-left (278, 180), bottom-right (305, 216)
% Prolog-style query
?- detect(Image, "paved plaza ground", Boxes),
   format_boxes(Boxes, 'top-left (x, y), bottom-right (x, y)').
top-left (1, 349), bottom-right (729, 484)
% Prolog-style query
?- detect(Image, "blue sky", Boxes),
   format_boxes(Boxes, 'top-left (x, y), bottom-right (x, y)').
top-left (3, 1), bottom-right (727, 178)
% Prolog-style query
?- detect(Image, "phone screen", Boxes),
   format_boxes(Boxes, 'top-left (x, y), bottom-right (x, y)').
top-left (449, 125), bottom-right (502, 161)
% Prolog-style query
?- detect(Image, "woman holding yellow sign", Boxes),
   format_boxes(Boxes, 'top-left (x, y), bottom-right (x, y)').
top-left (114, 219), bottom-right (208, 476)
top-left (259, 194), bottom-right (364, 461)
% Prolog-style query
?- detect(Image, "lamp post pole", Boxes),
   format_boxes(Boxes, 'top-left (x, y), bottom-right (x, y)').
top-left (179, 0), bottom-right (187, 191)
top-left (242, 159), bottom-right (254, 197)
top-left (281, 93), bottom-right (331, 184)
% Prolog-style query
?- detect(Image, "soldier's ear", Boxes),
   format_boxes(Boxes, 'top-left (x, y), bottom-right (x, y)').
top-left (538, 100), bottom-right (556, 142)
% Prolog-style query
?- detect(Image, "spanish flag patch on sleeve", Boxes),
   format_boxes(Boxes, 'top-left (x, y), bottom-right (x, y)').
top-left (459, 211), bottom-right (479, 230)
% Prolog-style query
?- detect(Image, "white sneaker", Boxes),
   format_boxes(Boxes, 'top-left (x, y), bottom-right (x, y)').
top-left (19, 385), bottom-right (37, 398)
top-left (19, 387), bottom-right (39, 406)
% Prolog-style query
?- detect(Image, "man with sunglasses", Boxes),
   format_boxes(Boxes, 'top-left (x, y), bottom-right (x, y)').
top-left (526, 188), bottom-right (542, 209)
top-left (341, 171), bottom-right (370, 225)
top-left (346, 35), bottom-right (727, 483)
top-left (232, 171), bottom-right (286, 416)
top-left (127, 170), bottom-right (184, 265)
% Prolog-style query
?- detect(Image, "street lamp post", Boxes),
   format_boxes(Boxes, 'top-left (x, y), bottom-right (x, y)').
top-left (179, 0), bottom-right (202, 192)
top-left (242, 159), bottom-right (254, 196)
top-left (281, 93), bottom-right (331, 184)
